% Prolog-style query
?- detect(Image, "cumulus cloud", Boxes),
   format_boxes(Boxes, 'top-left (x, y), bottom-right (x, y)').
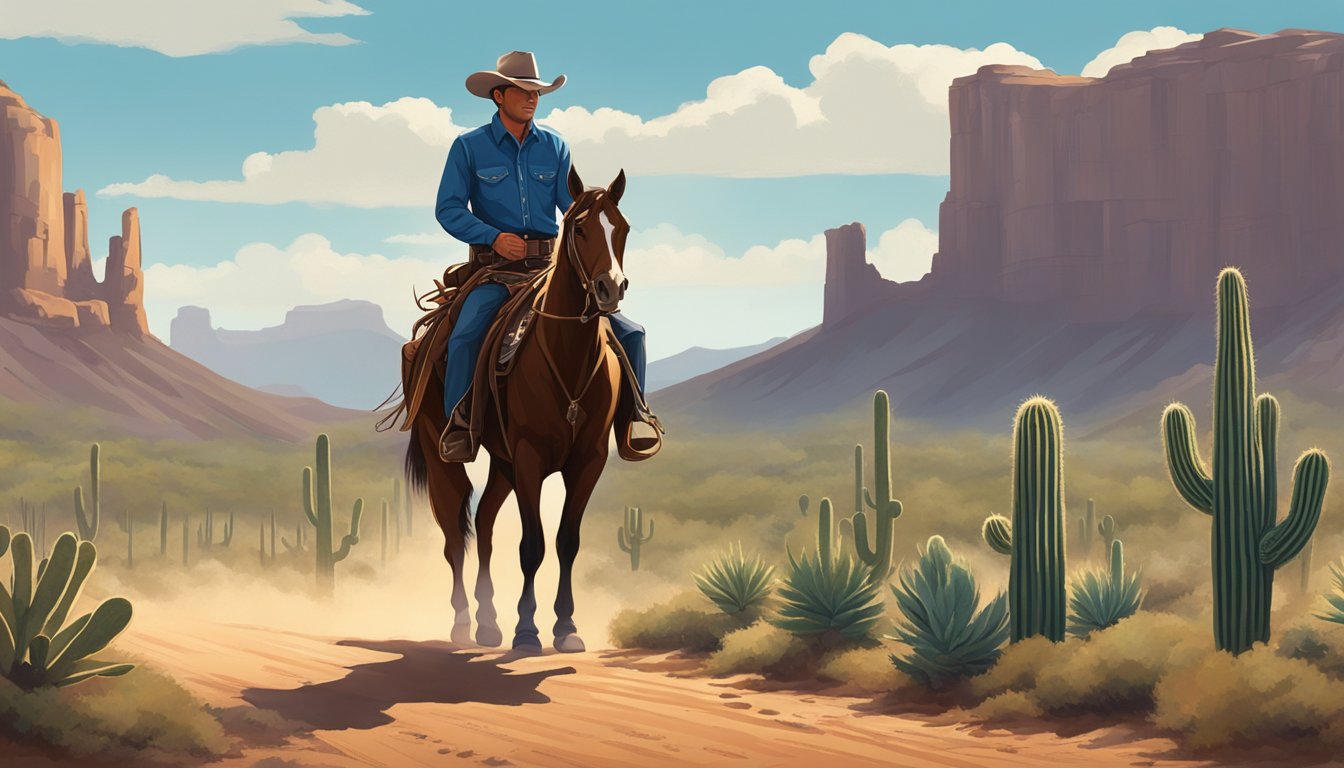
top-left (1081, 27), bottom-right (1203, 78)
top-left (101, 32), bottom-right (1043, 204)
top-left (145, 219), bottom-right (936, 352)
top-left (0, 0), bottom-right (369, 57)
top-left (101, 98), bottom-right (459, 207)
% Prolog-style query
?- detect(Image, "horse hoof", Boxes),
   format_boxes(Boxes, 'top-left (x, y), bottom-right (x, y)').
top-left (476, 625), bottom-right (503, 647)
top-left (554, 633), bottom-right (586, 653)
top-left (451, 623), bottom-right (472, 645)
top-left (512, 635), bottom-right (544, 655)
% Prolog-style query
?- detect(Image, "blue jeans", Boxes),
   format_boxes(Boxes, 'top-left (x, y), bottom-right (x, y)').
top-left (443, 283), bottom-right (647, 415)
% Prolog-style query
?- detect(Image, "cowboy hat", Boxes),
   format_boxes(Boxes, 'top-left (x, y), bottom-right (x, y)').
top-left (466, 51), bottom-right (566, 99)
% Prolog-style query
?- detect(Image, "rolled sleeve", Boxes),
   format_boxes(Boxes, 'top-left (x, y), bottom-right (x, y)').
top-left (435, 137), bottom-right (501, 246)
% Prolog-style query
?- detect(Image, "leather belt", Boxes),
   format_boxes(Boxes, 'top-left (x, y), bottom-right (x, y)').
top-left (471, 237), bottom-right (554, 260)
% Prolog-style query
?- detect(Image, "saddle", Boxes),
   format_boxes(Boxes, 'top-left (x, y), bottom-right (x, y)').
top-left (376, 250), bottom-right (663, 462)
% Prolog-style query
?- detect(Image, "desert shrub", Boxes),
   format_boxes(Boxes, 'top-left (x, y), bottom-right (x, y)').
top-left (817, 646), bottom-right (912, 693)
top-left (1152, 645), bottom-right (1344, 751)
top-left (706, 621), bottom-right (809, 676)
top-left (693, 542), bottom-right (775, 616)
top-left (972, 690), bottom-right (1043, 721)
top-left (773, 546), bottom-right (884, 644)
top-left (973, 612), bottom-right (1206, 715)
top-left (888, 535), bottom-right (1008, 688)
top-left (608, 590), bottom-right (746, 652)
top-left (1276, 622), bottom-right (1344, 678)
top-left (0, 661), bottom-right (229, 758)
top-left (1067, 540), bottom-right (1144, 638)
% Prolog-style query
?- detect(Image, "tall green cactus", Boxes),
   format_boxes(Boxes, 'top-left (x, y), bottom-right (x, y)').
top-left (73, 443), bottom-right (100, 541)
top-left (1162, 268), bottom-right (1331, 655)
top-left (1098, 514), bottom-right (1118, 554)
top-left (1076, 498), bottom-right (1096, 556)
top-left (0, 530), bottom-right (134, 690)
top-left (982, 396), bottom-right (1068, 643)
top-left (855, 390), bottom-right (904, 586)
top-left (617, 506), bottom-right (653, 570)
top-left (302, 434), bottom-right (364, 596)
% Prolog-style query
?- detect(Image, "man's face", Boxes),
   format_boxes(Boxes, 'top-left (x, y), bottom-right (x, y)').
top-left (496, 85), bottom-right (539, 123)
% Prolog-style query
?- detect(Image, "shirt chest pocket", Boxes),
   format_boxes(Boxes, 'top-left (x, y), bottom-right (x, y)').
top-left (476, 165), bottom-right (510, 184)
top-left (530, 169), bottom-right (557, 186)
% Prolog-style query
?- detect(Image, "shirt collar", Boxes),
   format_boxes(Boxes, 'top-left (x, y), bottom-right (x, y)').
top-left (490, 110), bottom-right (536, 147)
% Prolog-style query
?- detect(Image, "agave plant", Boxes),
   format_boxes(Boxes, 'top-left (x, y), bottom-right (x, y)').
top-left (1, 528), bottom-right (135, 690)
top-left (693, 542), bottom-right (775, 616)
top-left (888, 535), bottom-right (1009, 688)
top-left (772, 498), bottom-right (884, 643)
top-left (1316, 559), bottom-right (1344, 626)
top-left (1067, 539), bottom-right (1144, 638)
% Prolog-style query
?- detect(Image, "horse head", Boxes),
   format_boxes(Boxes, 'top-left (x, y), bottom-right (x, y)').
top-left (562, 165), bottom-right (629, 316)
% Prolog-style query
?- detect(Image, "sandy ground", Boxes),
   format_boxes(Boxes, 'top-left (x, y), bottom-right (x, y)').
top-left (109, 614), bottom-right (1223, 768)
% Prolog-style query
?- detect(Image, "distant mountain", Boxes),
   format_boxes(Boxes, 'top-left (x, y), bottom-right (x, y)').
top-left (647, 337), bottom-right (786, 393)
top-left (170, 300), bottom-right (405, 410)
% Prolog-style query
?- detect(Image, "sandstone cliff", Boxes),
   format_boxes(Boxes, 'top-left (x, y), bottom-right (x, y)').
top-left (0, 79), bottom-right (149, 334)
top-left (932, 27), bottom-right (1344, 321)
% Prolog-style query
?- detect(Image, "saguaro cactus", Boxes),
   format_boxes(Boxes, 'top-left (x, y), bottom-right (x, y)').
top-left (1098, 514), bottom-right (1118, 554)
top-left (1076, 499), bottom-right (1096, 556)
top-left (854, 390), bottom-right (904, 585)
top-left (617, 506), bottom-right (653, 570)
top-left (73, 443), bottom-right (100, 541)
top-left (1162, 268), bottom-right (1330, 655)
top-left (982, 396), bottom-right (1068, 643)
top-left (302, 434), bottom-right (364, 596)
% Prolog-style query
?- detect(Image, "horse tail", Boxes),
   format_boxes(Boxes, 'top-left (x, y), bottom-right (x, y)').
top-left (404, 419), bottom-right (476, 545)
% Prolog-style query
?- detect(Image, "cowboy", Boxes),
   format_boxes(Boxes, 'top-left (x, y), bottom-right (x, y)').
top-left (434, 50), bottom-right (657, 463)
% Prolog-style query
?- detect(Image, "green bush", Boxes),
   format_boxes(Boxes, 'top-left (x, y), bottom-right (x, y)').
top-left (1067, 540), bottom-right (1143, 638)
top-left (773, 546), bottom-right (884, 644)
top-left (706, 621), bottom-right (808, 676)
top-left (693, 542), bottom-right (775, 616)
top-left (0, 661), bottom-right (229, 759)
top-left (888, 535), bottom-right (1008, 688)
top-left (608, 591), bottom-right (746, 652)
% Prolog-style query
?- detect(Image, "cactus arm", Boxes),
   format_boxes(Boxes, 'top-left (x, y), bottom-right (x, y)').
top-left (11, 533), bottom-right (33, 629)
top-left (853, 511), bottom-right (876, 561)
top-left (1260, 450), bottom-right (1329, 568)
top-left (863, 488), bottom-right (877, 510)
top-left (301, 467), bottom-right (319, 528)
top-left (332, 499), bottom-right (364, 563)
top-left (1257, 394), bottom-right (1279, 521)
top-left (1162, 403), bottom-right (1214, 514)
top-left (982, 514), bottom-right (1013, 555)
top-left (617, 527), bottom-right (631, 552)
top-left (45, 597), bottom-right (133, 684)
top-left (644, 518), bottom-right (654, 542)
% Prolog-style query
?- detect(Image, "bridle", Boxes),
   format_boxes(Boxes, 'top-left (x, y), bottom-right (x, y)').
top-left (530, 192), bottom-right (618, 324)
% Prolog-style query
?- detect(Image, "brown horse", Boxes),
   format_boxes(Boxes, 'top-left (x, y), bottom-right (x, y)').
top-left (405, 165), bottom-right (629, 654)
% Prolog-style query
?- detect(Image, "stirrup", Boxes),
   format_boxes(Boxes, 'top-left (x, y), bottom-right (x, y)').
top-left (618, 403), bottom-right (665, 462)
top-left (438, 401), bottom-right (477, 463)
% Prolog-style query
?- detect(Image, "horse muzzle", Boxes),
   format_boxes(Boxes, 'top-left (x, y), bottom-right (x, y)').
top-left (592, 272), bottom-right (627, 314)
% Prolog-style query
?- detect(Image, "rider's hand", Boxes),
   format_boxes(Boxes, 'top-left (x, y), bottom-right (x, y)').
top-left (492, 232), bottom-right (527, 261)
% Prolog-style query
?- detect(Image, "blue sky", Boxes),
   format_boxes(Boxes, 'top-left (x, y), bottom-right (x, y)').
top-left (3, 1), bottom-right (1342, 359)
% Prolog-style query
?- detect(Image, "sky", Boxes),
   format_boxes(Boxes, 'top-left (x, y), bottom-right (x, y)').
top-left (2, 1), bottom-right (1343, 360)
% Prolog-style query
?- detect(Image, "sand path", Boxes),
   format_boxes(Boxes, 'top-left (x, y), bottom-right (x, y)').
top-left (110, 614), bottom-right (1223, 768)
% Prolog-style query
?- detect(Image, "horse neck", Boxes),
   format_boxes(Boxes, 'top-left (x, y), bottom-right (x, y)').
top-left (537, 234), bottom-right (601, 369)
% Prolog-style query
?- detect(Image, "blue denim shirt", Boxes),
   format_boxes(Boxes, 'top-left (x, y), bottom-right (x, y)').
top-left (435, 111), bottom-right (573, 246)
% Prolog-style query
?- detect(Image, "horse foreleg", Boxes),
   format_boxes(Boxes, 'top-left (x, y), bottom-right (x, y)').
top-left (510, 442), bottom-right (548, 654)
top-left (553, 452), bottom-right (607, 653)
top-left (473, 457), bottom-right (513, 647)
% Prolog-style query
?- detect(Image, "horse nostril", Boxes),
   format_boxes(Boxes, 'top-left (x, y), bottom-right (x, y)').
top-left (597, 282), bottom-right (610, 300)
top-left (621, 278), bottom-right (629, 292)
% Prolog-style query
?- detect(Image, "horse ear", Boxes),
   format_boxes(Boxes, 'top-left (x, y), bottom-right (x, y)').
top-left (607, 169), bottom-right (626, 204)
top-left (568, 164), bottom-right (584, 202)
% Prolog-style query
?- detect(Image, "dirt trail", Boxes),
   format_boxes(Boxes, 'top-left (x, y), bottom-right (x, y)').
top-left (117, 616), bottom-right (1212, 768)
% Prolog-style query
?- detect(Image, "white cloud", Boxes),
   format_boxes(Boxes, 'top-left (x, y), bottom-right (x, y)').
top-left (143, 234), bottom-right (441, 339)
top-left (866, 218), bottom-right (938, 283)
top-left (0, 0), bottom-right (369, 57)
top-left (145, 218), bottom-right (937, 356)
top-left (1081, 27), bottom-right (1202, 78)
top-left (101, 98), bottom-right (459, 207)
top-left (100, 32), bottom-right (1043, 204)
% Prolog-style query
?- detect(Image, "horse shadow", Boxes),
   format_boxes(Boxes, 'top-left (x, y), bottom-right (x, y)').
top-left (240, 638), bottom-right (577, 731)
